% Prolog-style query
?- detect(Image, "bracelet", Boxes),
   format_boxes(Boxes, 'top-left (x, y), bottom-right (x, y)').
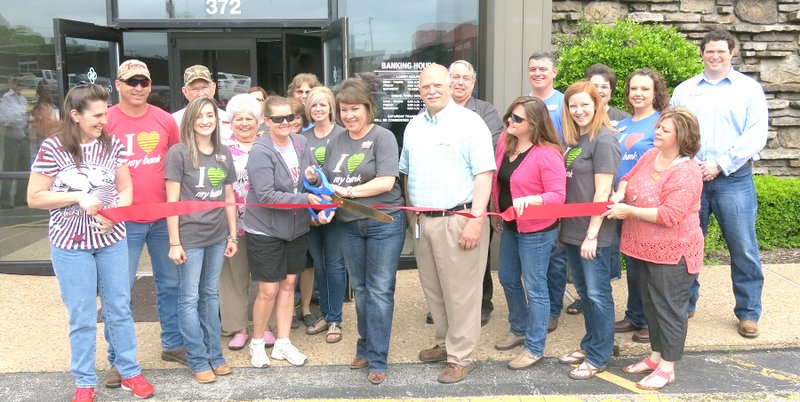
top-left (227, 235), bottom-right (239, 243)
top-left (170, 244), bottom-right (181, 247)
top-left (635, 209), bottom-right (641, 220)
top-left (346, 186), bottom-right (354, 199)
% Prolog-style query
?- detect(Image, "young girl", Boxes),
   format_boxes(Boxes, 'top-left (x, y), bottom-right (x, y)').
top-left (165, 97), bottom-right (237, 384)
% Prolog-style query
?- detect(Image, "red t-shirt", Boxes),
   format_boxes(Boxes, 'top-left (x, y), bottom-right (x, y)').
top-left (106, 104), bottom-right (180, 222)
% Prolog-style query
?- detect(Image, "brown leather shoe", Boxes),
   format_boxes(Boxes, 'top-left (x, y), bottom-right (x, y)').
top-left (161, 349), bottom-right (188, 366)
top-left (614, 319), bottom-right (639, 333)
top-left (350, 357), bottom-right (368, 369)
top-left (738, 320), bottom-right (760, 338)
top-left (494, 332), bottom-right (524, 350)
top-left (212, 364), bottom-right (232, 376)
top-left (547, 316), bottom-right (559, 333)
top-left (632, 327), bottom-right (650, 343)
top-left (418, 345), bottom-right (447, 363)
top-left (437, 362), bottom-right (475, 384)
top-left (508, 350), bottom-right (542, 370)
top-left (194, 370), bottom-right (217, 384)
top-left (104, 367), bottom-right (121, 388)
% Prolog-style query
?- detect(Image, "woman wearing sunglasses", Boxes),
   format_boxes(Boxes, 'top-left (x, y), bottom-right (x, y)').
top-left (301, 86), bottom-right (348, 343)
top-left (244, 96), bottom-right (333, 368)
top-left (28, 84), bottom-right (154, 401)
top-left (557, 80), bottom-right (620, 380)
top-left (165, 97), bottom-right (237, 384)
top-left (491, 96), bottom-right (566, 370)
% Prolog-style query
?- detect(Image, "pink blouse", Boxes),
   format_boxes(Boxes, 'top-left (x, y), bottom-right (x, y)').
top-left (619, 148), bottom-right (705, 273)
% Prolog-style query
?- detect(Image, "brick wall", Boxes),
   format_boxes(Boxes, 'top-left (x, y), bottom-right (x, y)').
top-left (552, 0), bottom-right (800, 176)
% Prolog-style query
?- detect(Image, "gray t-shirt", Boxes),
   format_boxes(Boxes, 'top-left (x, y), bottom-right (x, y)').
top-left (301, 124), bottom-right (346, 165)
top-left (322, 124), bottom-right (403, 222)
top-left (165, 143), bottom-right (236, 248)
top-left (559, 127), bottom-right (621, 247)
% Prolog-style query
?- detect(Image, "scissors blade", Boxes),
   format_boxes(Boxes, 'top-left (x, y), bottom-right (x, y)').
top-left (331, 195), bottom-right (394, 223)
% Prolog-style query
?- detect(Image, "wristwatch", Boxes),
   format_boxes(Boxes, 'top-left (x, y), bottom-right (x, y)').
top-left (586, 230), bottom-right (598, 241)
top-left (346, 186), bottom-right (354, 198)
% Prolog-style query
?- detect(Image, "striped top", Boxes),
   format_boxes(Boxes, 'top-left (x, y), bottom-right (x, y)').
top-left (31, 135), bottom-right (128, 250)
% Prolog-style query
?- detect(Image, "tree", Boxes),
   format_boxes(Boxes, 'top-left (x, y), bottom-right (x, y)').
top-left (554, 19), bottom-right (702, 110)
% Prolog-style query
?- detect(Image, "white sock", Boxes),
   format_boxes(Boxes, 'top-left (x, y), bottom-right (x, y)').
top-left (275, 338), bottom-right (290, 347)
top-left (250, 338), bottom-right (264, 346)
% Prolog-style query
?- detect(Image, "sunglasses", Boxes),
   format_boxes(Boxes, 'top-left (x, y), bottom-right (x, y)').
top-left (268, 114), bottom-right (296, 124)
top-left (124, 78), bottom-right (151, 88)
top-left (510, 113), bottom-right (527, 124)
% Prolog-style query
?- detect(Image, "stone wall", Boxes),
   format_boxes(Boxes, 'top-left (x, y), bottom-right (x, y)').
top-left (552, 0), bottom-right (800, 176)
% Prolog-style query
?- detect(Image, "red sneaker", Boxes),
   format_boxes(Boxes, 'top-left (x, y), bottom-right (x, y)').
top-left (120, 374), bottom-right (155, 399)
top-left (72, 388), bottom-right (95, 402)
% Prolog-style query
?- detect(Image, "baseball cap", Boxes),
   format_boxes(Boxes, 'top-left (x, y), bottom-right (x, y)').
top-left (183, 65), bottom-right (213, 86)
top-left (117, 59), bottom-right (151, 81)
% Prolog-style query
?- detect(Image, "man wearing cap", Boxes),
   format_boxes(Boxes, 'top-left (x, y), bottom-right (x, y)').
top-left (172, 65), bottom-right (232, 144)
top-left (0, 75), bottom-right (30, 209)
top-left (104, 59), bottom-right (184, 387)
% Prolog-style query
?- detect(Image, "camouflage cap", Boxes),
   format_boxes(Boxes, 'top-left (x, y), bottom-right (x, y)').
top-left (183, 65), bottom-right (213, 86)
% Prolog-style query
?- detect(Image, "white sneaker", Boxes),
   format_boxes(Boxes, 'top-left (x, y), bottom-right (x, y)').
top-left (250, 340), bottom-right (270, 368)
top-left (271, 341), bottom-right (307, 366)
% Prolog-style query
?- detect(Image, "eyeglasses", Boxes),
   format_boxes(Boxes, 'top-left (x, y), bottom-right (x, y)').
top-left (124, 78), bottom-right (151, 88)
top-left (268, 114), bottom-right (296, 124)
top-left (593, 84), bottom-right (611, 91)
top-left (188, 85), bottom-right (211, 94)
top-left (294, 89), bottom-right (311, 96)
top-left (510, 113), bottom-right (527, 124)
top-left (253, 97), bottom-right (265, 102)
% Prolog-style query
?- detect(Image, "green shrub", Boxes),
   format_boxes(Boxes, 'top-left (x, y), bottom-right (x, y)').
top-left (554, 19), bottom-right (703, 109)
top-left (704, 175), bottom-right (800, 258)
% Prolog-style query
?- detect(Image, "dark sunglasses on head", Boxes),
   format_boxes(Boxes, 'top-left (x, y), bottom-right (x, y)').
top-left (268, 114), bottom-right (296, 124)
top-left (124, 77), bottom-right (151, 88)
top-left (510, 113), bottom-right (526, 124)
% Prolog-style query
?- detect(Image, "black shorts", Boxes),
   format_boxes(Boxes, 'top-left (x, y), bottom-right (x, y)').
top-left (246, 232), bottom-right (308, 282)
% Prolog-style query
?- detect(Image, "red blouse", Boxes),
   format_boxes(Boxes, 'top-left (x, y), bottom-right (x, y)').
top-left (619, 148), bottom-right (705, 274)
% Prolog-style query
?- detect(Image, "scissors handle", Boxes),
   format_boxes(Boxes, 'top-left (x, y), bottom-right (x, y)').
top-left (302, 167), bottom-right (337, 221)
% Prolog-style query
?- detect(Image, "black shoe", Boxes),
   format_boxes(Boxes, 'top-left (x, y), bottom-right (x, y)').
top-left (480, 310), bottom-right (490, 326)
top-left (426, 312), bottom-right (433, 324)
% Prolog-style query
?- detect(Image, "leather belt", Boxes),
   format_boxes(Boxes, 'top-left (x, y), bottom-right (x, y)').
top-left (420, 202), bottom-right (472, 218)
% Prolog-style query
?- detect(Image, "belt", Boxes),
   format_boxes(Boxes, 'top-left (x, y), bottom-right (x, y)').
top-left (420, 202), bottom-right (472, 218)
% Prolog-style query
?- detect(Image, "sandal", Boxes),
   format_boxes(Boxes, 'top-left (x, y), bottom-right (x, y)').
top-left (623, 358), bottom-right (659, 374)
top-left (306, 318), bottom-right (329, 335)
top-left (367, 371), bottom-right (386, 385)
top-left (568, 361), bottom-right (605, 380)
top-left (636, 368), bottom-right (675, 390)
top-left (326, 322), bottom-right (342, 344)
top-left (566, 299), bottom-right (582, 315)
top-left (558, 350), bottom-right (586, 365)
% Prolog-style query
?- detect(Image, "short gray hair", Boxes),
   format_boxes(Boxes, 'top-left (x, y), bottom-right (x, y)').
top-left (226, 93), bottom-right (262, 121)
top-left (448, 60), bottom-right (477, 80)
top-left (528, 51), bottom-right (559, 68)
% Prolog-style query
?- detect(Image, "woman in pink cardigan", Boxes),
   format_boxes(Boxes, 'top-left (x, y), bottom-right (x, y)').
top-left (491, 96), bottom-right (566, 370)
top-left (602, 107), bottom-right (704, 390)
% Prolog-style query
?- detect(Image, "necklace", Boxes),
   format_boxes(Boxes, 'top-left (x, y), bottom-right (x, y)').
top-left (510, 144), bottom-right (532, 158)
top-left (650, 151), bottom-right (682, 181)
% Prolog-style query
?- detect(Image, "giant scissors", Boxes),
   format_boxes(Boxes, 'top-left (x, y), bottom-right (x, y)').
top-left (303, 167), bottom-right (394, 223)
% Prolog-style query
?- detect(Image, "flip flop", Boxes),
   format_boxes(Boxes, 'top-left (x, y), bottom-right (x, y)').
top-left (568, 361), bottom-right (606, 380)
top-left (326, 322), bottom-right (342, 344)
top-left (306, 318), bottom-right (329, 335)
top-left (623, 358), bottom-right (658, 374)
top-left (636, 368), bottom-right (675, 390)
top-left (558, 350), bottom-right (586, 365)
top-left (566, 299), bottom-right (582, 315)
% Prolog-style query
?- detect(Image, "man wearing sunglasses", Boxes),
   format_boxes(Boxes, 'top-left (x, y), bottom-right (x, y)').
top-left (105, 59), bottom-right (185, 387)
top-left (172, 65), bottom-right (232, 144)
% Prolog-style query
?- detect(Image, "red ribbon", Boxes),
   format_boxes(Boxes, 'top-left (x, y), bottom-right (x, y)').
top-left (99, 200), bottom-right (611, 223)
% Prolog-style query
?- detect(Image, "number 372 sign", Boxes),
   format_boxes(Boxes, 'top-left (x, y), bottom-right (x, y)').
top-left (205, 0), bottom-right (242, 15)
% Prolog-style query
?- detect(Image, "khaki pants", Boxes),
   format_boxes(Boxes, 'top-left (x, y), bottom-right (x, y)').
top-left (414, 214), bottom-right (489, 365)
top-left (219, 239), bottom-right (252, 333)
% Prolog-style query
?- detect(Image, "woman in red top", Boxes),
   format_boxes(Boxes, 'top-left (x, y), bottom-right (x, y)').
top-left (602, 107), bottom-right (704, 390)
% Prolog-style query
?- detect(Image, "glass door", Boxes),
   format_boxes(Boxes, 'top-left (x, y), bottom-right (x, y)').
top-left (321, 17), bottom-right (349, 88)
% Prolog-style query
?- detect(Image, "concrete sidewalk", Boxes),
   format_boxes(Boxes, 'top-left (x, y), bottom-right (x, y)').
top-left (1, 263), bottom-right (798, 377)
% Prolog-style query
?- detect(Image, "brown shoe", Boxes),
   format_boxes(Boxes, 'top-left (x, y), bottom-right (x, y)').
top-left (437, 362), bottom-right (475, 384)
top-left (418, 345), bottom-right (447, 363)
top-left (161, 349), bottom-right (188, 366)
top-left (104, 367), bottom-right (121, 388)
top-left (508, 350), bottom-right (542, 370)
top-left (367, 371), bottom-right (386, 385)
top-left (213, 364), bottom-right (232, 376)
top-left (194, 370), bottom-right (217, 384)
top-left (548, 316), bottom-right (559, 333)
top-left (350, 357), bottom-right (368, 369)
top-left (632, 327), bottom-right (650, 343)
top-left (495, 332), bottom-right (524, 350)
top-left (614, 319), bottom-right (639, 333)
top-left (738, 320), bottom-right (760, 338)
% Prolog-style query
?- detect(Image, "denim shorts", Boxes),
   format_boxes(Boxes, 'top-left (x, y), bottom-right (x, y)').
top-left (246, 232), bottom-right (308, 282)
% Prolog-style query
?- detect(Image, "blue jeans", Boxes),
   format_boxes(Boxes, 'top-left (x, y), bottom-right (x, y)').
top-left (694, 164), bottom-right (763, 321)
top-left (177, 240), bottom-right (227, 373)
top-left (340, 210), bottom-right (407, 373)
top-left (547, 243), bottom-right (568, 316)
top-left (52, 241), bottom-right (142, 388)
top-left (564, 244), bottom-right (615, 368)
top-left (124, 220), bottom-right (183, 352)
top-left (498, 226), bottom-right (557, 357)
top-left (308, 222), bottom-right (346, 324)
top-left (615, 225), bottom-right (647, 328)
